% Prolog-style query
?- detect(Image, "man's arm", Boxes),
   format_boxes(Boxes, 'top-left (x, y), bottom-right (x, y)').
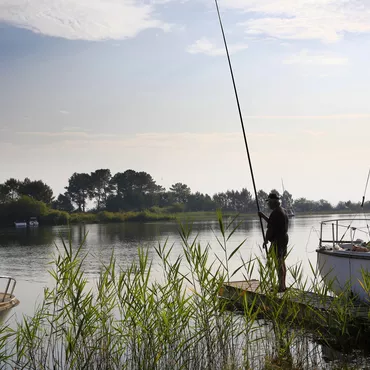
top-left (258, 211), bottom-right (269, 222)
top-left (265, 210), bottom-right (278, 242)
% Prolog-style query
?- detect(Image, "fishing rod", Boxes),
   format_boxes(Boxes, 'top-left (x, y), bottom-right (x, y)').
top-left (214, 0), bottom-right (267, 252)
top-left (361, 168), bottom-right (370, 208)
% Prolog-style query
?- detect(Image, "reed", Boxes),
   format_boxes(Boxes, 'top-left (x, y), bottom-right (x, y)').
top-left (0, 212), bottom-right (369, 369)
top-left (69, 210), bottom-right (174, 224)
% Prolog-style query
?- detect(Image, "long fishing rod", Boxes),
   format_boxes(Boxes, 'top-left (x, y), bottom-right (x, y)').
top-left (214, 0), bottom-right (266, 252)
top-left (361, 168), bottom-right (370, 208)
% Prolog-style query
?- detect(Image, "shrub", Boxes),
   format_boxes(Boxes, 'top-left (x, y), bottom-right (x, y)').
top-left (69, 213), bottom-right (97, 224)
top-left (167, 203), bottom-right (184, 213)
top-left (40, 210), bottom-right (70, 225)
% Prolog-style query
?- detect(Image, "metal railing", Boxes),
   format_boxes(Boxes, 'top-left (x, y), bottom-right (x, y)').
top-left (0, 276), bottom-right (17, 302)
top-left (319, 219), bottom-right (370, 249)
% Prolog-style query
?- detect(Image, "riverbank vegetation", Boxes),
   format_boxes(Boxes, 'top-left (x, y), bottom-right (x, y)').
top-left (0, 214), bottom-right (369, 369)
top-left (0, 169), bottom-right (369, 226)
top-left (0, 196), bottom-right (174, 227)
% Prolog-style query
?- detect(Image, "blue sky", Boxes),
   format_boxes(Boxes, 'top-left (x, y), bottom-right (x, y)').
top-left (1, 0), bottom-right (370, 204)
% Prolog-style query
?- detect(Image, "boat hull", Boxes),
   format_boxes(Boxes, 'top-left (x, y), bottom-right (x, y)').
top-left (317, 249), bottom-right (370, 302)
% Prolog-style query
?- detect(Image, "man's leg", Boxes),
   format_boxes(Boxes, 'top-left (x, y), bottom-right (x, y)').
top-left (278, 257), bottom-right (287, 292)
top-left (277, 245), bottom-right (287, 292)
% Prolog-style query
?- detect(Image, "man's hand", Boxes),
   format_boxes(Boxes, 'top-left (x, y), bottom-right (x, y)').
top-left (258, 211), bottom-right (267, 221)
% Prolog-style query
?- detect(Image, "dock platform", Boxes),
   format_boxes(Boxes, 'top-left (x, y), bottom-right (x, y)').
top-left (219, 280), bottom-right (370, 328)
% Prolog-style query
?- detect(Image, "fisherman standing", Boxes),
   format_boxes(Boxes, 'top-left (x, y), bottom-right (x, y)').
top-left (258, 192), bottom-right (289, 292)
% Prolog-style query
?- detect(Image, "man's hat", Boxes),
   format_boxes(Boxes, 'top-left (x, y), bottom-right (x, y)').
top-left (266, 192), bottom-right (280, 201)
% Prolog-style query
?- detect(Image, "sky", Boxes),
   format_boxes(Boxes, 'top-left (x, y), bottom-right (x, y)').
top-left (1, 0), bottom-right (370, 205)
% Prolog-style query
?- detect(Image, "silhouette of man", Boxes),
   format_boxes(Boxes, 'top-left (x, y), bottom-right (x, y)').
top-left (258, 192), bottom-right (289, 292)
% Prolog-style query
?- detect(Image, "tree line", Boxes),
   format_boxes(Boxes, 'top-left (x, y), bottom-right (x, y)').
top-left (1, 169), bottom-right (370, 215)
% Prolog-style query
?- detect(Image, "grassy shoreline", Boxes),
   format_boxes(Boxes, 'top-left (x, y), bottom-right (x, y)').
top-left (52, 209), bottom-right (367, 225)
top-left (3, 209), bottom-right (366, 228)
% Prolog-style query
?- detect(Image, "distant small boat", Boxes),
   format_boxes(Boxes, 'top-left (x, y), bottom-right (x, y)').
top-left (0, 276), bottom-right (19, 313)
top-left (14, 221), bottom-right (27, 228)
top-left (316, 218), bottom-right (370, 302)
top-left (28, 217), bottom-right (39, 227)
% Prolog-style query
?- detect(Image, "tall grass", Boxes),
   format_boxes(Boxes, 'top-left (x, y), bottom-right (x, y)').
top-left (0, 212), bottom-right (369, 369)
top-left (69, 210), bottom-right (174, 224)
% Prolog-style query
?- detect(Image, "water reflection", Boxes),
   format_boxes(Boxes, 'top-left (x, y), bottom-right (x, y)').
top-left (0, 214), bottom-right (358, 283)
top-left (0, 227), bottom-right (55, 247)
top-left (0, 214), bottom-right (348, 289)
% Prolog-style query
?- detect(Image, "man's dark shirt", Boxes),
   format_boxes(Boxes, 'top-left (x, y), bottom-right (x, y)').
top-left (266, 206), bottom-right (289, 248)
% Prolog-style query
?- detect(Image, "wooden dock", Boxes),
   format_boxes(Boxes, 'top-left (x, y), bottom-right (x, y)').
top-left (0, 293), bottom-right (19, 312)
top-left (219, 280), bottom-right (370, 330)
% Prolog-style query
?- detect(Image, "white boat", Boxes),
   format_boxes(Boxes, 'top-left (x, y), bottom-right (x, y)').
top-left (316, 218), bottom-right (370, 302)
top-left (14, 221), bottom-right (27, 228)
top-left (28, 217), bottom-right (39, 227)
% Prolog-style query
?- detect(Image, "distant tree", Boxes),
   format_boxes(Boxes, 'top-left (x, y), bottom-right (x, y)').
top-left (186, 192), bottom-right (216, 212)
top-left (212, 188), bottom-right (253, 212)
top-left (19, 178), bottom-right (54, 204)
top-left (335, 200), bottom-right (361, 212)
top-left (257, 190), bottom-right (268, 213)
top-left (158, 192), bottom-right (174, 208)
top-left (169, 183), bottom-right (191, 204)
top-left (108, 170), bottom-right (164, 211)
top-left (53, 193), bottom-right (74, 212)
top-left (293, 197), bottom-right (317, 213)
top-left (65, 173), bottom-right (92, 212)
top-left (213, 192), bottom-right (228, 210)
top-left (362, 201), bottom-right (370, 212)
top-left (317, 199), bottom-right (333, 212)
top-left (3, 178), bottom-right (21, 200)
top-left (225, 190), bottom-right (237, 210)
top-left (202, 193), bottom-right (216, 211)
top-left (0, 184), bottom-right (9, 204)
top-left (238, 188), bottom-right (254, 212)
top-left (90, 169), bottom-right (114, 210)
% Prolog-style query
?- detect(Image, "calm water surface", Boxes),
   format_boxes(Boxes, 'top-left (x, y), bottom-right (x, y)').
top-left (1, 213), bottom-right (370, 368)
top-left (0, 213), bottom-right (363, 321)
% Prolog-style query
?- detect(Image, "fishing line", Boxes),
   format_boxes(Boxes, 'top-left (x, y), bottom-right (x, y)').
top-left (361, 168), bottom-right (370, 208)
top-left (305, 226), bottom-right (321, 254)
top-left (360, 168), bottom-right (370, 239)
top-left (214, 0), bottom-right (266, 252)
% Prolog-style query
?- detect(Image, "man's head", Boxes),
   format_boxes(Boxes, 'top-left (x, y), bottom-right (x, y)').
top-left (266, 192), bottom-right (281, 210)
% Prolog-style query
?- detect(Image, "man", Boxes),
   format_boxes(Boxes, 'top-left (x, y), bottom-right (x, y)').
top-left (258, 192), bottom-right (289, 292)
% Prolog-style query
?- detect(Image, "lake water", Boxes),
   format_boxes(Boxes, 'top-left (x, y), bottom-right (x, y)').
top-left (1, 213), bottom-right (364, 322)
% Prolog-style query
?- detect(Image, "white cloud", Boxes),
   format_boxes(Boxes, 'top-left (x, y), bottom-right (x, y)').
top-left (14, 130), bottom-right (274, 148)
top-left (0, 0), bottom-right (171, 40)
top-left (303, 130), bottom-right (326, 136)
top-left (187, 37), bottom-right (248, 56)
top-left (16, 131), bottom-right (115, 138)
top-left (62, 126), bottom-right (83, 132)
top-left (246, 114), bottom-right (370, 119)
top-left (283, 49), bottom-right (348, 65)
top-left (219, 0), bottom-right (370, 43)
